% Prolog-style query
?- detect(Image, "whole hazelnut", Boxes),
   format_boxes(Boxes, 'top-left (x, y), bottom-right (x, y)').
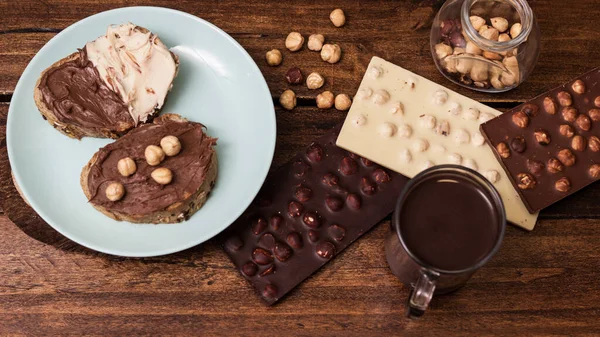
top-left (521, 103), bottom-right (539, 117)
top-left (265, 49), bottom-right (282, 66)
top-left (145, 145), bottom-right (165, 166)
top-left (543, 97), bottom-right (558, 114)
top-left (555, 177), bottom-right (571, 193)
top-left (595, 96), bottom-right (600, 107)
top-left (483, 51), bottom-right (503, 61)
top-left (334, 94), bottom-right (352, 111)
top-left (557, 149), bottom-right (576, 166)
top-left (498, 33), bottom-right (511, 42)
top-left (373, 89), bottom-right (390, 105)
top-left (559, 124), bottom-right (575, 138)
top-left (512, 111), bottom-right (529, 128)
top-left (589, 164), bottom-right (600, 179)
top-left (575, 114), bottom-right (591, 131)
top-left (469, 16), bottom-right (486, 31)
top-left (490, 17), bottom-right (509, 33)
top-left (526, 159), bottom-right (545, 176)
top-left (588, 108), bottom-right (600, 122)
top-left (330, 8), bottom-right (346, 27)
top-left (307, 34), bottom-right (325, 51)
top-left (465, 41), bottom-right (482, 55)
top-left (285, 32), bottom-right (304, 52)
top-left (547, 158), bottom-right (563, 173)
top-left (589, 136), bottom-right (600, 152)
top-left (496, 142), bottom-right (511, 159)
top-left (160, 135), bottom-right (182, 156)
top-left (321, 44), bottom-right (342, 64)
top-left (436, 43), bottom-right (454, 59)
top-left (517, 173), bottom-right (536, 190)
top-left (557, 91), bottom-right (572, 106)
top-left (571, 135), bottom-right (587, 151)
top-left (510, 136), bottom-right (527, 153)
top-left (117, 157), bottom-right (136, 177)
top-left (480, 27), bottom-right (500, 41)
top-left (572, 80), bottom-right (586, 94)
top-left (151, 167), bottom-right (173, 185)
top-left (510, 23), bottom-right (522, 38)
top-left (562, 107), bottom-right (578, 122)
top-left (105, 182), bottom-right (125, 201)
top-left (285, 67), bottom-right (304, 84)
top-left (470, 62), bottom-right (489, 81)
top-left (279, 89), bottom-right (297, 110)
top-left (306, 72), bottom-right (325, 90)
top-left (534, 129), bottom-right (551, 146)
top-left (316, 91), bottom-right (335, 109)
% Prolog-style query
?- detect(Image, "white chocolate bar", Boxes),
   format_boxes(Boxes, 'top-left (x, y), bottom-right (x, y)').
top-left (336, 57), bottom-right (538, 230)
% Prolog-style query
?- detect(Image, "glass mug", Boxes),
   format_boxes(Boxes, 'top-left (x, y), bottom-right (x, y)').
top-left (385, 165), bottom-right (506, 318)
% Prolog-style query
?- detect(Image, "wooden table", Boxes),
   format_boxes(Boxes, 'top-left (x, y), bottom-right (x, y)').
top-left (1, 1), bottom-right (600, 335)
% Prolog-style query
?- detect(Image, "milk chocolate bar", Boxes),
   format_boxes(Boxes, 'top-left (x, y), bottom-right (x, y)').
top-left (481, 68), bottom-right (600, 213)
top-left (336, 57), bottom-right (538, 230)
top-left (222, 124), bottom-right (408, 305)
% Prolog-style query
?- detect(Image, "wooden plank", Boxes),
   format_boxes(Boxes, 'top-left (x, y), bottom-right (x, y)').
top-left (1, 0), bottom-right (600, 102)
top-left (0, 214), bottom-right (598, 335)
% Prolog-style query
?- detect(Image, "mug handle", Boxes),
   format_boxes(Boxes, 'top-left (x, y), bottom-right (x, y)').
top-left (406, 269), bottom-right (439, 319)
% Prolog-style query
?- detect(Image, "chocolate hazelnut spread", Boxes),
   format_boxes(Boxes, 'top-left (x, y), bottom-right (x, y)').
top-left (86, 117), bottom-right (217, 215)
top-left (38, 48), bottom-right (133, 130)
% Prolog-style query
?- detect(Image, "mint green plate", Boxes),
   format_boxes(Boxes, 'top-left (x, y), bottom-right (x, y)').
top-left (7, 7), bottom-right (275, 257)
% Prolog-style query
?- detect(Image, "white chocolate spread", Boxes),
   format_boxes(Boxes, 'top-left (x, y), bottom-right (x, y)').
top-left (85, 23), bottom-right (177, 124)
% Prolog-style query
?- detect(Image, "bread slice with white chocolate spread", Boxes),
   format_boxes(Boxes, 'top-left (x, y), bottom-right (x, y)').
top-left (34, 23), bottom-right (179, 139)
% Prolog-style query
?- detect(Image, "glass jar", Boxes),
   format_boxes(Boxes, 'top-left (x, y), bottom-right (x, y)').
top-left (430, 0), bottom-right (541, 93)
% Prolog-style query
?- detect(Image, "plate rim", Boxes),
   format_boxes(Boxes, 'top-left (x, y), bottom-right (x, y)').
top-left (6, 6), bottom-right (276, 257)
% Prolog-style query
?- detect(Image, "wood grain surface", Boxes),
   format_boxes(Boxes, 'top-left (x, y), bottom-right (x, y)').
top-left (1, 0), bottom-right (600, 335)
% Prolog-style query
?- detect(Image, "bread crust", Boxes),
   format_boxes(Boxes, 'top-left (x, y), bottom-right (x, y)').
top-left (80, 114), bottom-right (218, 224)
top-left (34, 27), bottom-right (180, 140)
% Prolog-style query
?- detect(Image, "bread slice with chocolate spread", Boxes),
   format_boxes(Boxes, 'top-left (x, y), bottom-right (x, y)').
top-left (34, 24), bottom-right (179, 139)
top-left (80, 114), bottom-right (218, 223)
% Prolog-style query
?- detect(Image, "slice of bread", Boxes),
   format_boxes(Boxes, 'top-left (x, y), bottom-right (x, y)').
top-left (34, 51), bottom-right (136, 139)
top-left (34, 24), bottom-right (179, 140)
top-left (80, 114), bottom-right (218, 224)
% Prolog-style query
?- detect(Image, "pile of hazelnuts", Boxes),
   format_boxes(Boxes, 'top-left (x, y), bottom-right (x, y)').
top-left (434, 13), bottom-right (522, 91)
top-left (265, 8), bottom-right (352, 112)
top-left (105, 135), bottom-right (182, 202)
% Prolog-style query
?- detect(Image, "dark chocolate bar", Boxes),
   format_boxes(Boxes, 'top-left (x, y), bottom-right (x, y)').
top-left (222, 124), bottom-right (408, 304)
top-left (481, 67), bottom-right (600, 213)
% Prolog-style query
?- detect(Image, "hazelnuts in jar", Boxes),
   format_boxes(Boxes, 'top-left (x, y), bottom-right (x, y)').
top-left (433, 10), bottom-right (535, 92)
top-left (145, 145), bottom-right (165, 166)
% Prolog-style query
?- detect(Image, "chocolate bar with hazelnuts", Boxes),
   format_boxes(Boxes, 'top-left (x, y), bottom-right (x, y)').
top-left (481, 67), bottom-right (600, 213)
top-left (221, 124), bottom-right (408, 305)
